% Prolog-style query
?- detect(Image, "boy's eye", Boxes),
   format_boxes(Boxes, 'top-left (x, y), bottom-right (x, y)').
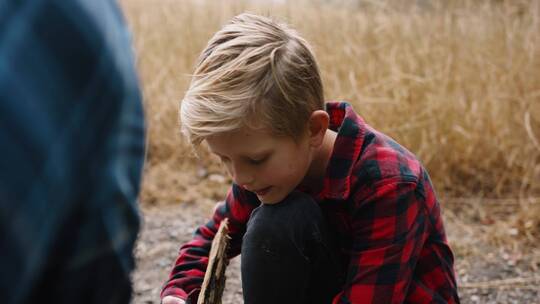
top-left (249, 156), bottom-right (267, 165)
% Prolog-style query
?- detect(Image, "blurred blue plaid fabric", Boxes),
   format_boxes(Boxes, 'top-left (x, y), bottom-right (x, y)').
top-left (0, 0), bottom-right (145, 303)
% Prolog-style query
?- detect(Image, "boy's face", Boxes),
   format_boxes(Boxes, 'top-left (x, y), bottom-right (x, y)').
top-left (206, 127), bottom-right (313, 204)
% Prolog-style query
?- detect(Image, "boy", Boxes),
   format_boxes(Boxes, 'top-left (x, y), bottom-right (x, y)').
top-left (162, 13), bottom-right (459, 304)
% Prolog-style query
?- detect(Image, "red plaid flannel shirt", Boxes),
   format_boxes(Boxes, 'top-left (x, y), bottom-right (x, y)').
top-left (161, 101), bottom-right (459, 303)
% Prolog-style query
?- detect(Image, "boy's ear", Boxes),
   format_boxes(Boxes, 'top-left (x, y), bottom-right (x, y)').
top-left (308, 110), bottom-right (329, 147)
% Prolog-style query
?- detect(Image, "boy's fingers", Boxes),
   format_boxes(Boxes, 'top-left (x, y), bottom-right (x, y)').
top-left (162, 295), bottom-right (185, 304)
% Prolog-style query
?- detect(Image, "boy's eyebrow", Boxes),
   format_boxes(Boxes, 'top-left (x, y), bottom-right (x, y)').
top-left (243, 149), bottom-right (273, 159)
top-left (209, 149), bottom-right (273, 159)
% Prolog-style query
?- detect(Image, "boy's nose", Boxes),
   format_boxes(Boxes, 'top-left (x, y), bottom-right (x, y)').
top-left (233, 172), bottom-right (254, 187)
top-left (231, 164), bottom-right (254, 186)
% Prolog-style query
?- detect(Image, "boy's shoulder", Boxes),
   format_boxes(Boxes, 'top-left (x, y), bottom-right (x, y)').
top-left (355, 125), bottom-right (423, 185)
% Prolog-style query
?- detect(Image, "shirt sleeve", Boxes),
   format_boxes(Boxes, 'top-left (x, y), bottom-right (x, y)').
top-left (160, 184), bottom-right (260, 302)
top-left (333, 177), bottom-right (429, 304)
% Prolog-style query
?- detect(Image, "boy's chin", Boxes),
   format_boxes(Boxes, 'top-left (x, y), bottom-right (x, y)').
top-left (260, 199), bottom-right (281, 205)
top-left (258, 196), bottom-right (279, 205)
top-left (258, 193), bottom-right (286, 205)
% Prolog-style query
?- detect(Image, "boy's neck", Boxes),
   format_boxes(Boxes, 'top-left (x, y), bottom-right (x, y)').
top-left (300, 129), bottom-right (337, 193)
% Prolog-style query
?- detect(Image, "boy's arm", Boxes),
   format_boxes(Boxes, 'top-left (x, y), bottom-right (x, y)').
top-left (333, 177), bottom-right (431, 304)
top-left (160, 184), bottom-right (259, 303)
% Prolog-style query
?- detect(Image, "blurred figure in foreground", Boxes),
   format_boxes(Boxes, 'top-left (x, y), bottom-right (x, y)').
top-left (0, 0), bottom-right (145, 303)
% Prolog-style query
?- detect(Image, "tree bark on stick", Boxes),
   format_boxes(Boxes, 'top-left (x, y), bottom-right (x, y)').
top-left (197, 218), bottom-right (230, 304)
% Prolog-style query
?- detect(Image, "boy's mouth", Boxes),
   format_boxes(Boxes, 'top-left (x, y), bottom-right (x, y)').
top-left (253, 186), bottom-right (272, 196)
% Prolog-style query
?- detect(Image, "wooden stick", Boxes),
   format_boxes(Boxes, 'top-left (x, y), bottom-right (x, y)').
top-left (198, 218), bottom-right (230, 304)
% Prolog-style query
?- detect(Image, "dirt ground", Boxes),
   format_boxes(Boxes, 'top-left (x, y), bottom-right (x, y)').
top-left (132, 200), bottom-right (540, 304)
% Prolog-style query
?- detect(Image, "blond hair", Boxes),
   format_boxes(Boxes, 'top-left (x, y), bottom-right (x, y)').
top-left (180, 13), bottom-right (324, 146)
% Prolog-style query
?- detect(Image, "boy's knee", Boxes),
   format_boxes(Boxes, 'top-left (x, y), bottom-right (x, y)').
top-left (243, 191), bottom-right (324, 250)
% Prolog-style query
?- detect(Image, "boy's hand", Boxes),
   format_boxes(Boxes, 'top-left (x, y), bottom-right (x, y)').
top-left (162, 295), bottom-right (186, 304)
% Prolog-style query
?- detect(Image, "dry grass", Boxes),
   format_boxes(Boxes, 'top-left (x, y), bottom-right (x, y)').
top-left (119, 0), bottom-right (540, 242)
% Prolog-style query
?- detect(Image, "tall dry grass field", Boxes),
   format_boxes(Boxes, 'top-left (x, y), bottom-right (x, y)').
top-left (120, 0), bottom-right (540, 223)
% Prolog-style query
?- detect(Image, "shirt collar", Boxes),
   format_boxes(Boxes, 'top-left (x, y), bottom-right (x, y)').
top-left (319, 101), bottom-right (366, 200)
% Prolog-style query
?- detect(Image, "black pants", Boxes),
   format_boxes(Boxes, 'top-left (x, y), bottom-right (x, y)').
top-left (241, 191), bottom-right (344, 304)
